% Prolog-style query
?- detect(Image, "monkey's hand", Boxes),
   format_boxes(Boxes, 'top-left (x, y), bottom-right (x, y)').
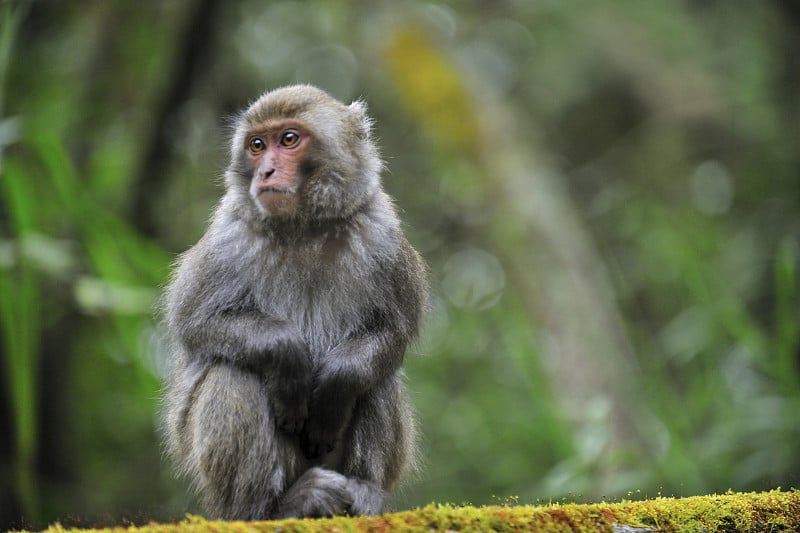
top-left (302, 391), bottom-right (355, 459)
top-left (301, 359), bottom-right (357, 458)
top-left (272, 371), bottom-right (311, 436)
top-left (259, 325), bottom-right (314, 436)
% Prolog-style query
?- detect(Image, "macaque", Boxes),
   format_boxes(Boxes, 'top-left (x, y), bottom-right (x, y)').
top-left (162, 85), bottom-right (428, 520)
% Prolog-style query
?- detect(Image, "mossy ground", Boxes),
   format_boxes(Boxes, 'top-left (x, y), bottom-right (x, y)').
top-left (34, 489), bottom-right (799, 533)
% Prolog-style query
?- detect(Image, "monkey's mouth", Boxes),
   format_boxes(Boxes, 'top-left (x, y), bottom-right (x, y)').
top-left (257, 186), bottom-right (295, 195)
top-left (254, 186), bottom-right (297, 214)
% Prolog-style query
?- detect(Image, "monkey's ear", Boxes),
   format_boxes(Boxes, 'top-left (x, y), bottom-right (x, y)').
top-left (349, 100), bottom-right (373, 140)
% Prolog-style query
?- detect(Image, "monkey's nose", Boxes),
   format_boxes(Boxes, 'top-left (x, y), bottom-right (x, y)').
top-left (259, 167), bottom-right (276, 180)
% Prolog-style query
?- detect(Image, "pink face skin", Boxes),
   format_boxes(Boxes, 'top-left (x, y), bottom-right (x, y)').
top-left (245, 120), bottom-right (311, 217)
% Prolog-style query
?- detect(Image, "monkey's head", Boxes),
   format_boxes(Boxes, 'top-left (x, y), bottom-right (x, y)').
top-left (223, 85), bottom-right (383, 230)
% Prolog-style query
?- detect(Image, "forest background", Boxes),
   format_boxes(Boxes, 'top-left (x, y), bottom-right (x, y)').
top-left (1, 1), bottom-right (799, 530)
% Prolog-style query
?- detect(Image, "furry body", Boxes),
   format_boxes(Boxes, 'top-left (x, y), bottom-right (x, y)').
top-left (162, 86), bottom-right (426, 519)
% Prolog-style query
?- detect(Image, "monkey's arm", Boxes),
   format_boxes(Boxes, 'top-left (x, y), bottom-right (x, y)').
top-left (303, 246), bottom-right (427, 458)
top-left (168, 260), bottom-right (313, 434)
top-left (178, 307), bottom-right (308, 374)
top-left (302, 318), bottom-right (407, 458)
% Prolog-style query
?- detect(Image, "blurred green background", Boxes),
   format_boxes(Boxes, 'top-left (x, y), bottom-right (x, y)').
top-left (1, 0), bottom-right (799, 529)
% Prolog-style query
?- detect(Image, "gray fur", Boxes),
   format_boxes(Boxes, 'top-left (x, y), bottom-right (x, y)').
top-left (162, 85), bottom-right (427, 520)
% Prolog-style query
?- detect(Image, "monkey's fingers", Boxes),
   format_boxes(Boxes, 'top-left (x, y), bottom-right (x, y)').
top-left (274, 399), bottom-right (309, 436)
top-left (301, 423), bottom-right (339, 459)
top-left (277, 415), bottom-right (304, 435)
top-left (302, 439), bottom-right (337, 460)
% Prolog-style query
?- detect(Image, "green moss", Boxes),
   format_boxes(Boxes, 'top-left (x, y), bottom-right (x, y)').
top-left (31, 490), bottom-right (800, 533)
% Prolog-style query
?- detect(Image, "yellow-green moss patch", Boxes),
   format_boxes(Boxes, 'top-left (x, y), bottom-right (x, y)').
top-left (34, 489), bottom-right (800, 533)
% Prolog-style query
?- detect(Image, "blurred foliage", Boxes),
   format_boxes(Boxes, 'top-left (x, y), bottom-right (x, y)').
top-left (1, 0), bottom-right (799, 530)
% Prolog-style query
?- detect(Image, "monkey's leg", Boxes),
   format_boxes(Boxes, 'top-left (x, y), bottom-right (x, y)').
top-left (337, 375), bottom-right (416, 516)
top-left (185, 364), bottom-right (302, 520)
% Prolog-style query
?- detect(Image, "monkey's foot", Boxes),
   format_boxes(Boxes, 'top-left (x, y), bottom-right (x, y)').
top-left (275, 467), bottom-right (354, 519)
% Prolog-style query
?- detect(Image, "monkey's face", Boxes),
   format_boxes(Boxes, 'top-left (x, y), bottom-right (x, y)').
top-left (243, 120), bottom-right (310, 218)
top-left (225, 85), bottom-right (383, 228)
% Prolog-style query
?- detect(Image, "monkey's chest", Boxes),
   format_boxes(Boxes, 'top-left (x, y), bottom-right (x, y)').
top-left (254, 260), bottom-right (374, 352)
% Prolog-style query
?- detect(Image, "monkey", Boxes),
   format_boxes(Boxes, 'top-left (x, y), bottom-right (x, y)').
top-left (162, 85), bottom-right (428, 520)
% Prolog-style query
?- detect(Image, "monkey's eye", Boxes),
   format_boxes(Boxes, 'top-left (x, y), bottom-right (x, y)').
top-left (248, 137), bottom-right (266, 154)
top-left (279, 131), bottom-right (301, 148)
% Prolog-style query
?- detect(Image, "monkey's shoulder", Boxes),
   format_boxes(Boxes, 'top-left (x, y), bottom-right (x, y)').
top-left (171, 206), bottom-right (424, 304)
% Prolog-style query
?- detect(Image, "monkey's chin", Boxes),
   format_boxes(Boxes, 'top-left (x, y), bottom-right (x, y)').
top-left (255, 190), bottom-right (296, 216)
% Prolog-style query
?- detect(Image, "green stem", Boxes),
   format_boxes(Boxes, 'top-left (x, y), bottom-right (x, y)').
top-left (1, 1), bottom-right (41, 524)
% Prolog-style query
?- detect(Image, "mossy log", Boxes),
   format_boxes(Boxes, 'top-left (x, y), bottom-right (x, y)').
top-left (36, 490), bottom-right (799, 533)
